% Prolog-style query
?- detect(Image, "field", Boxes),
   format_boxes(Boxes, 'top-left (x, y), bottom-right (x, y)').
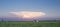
top-left (0, 22), bottom-right (60, 27)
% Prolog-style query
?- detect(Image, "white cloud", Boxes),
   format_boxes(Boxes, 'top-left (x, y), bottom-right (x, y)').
top-left (9, 11), bottom-right (46, 18)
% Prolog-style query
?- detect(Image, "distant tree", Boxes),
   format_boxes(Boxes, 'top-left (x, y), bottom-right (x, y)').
top-left (33, 20), bottom-right (39, 22)
top-left (1, 18), bottom-right (4, 22)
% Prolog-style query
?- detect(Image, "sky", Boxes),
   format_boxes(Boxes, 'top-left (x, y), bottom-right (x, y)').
top-left (0, 0), bottom-right (60, 19)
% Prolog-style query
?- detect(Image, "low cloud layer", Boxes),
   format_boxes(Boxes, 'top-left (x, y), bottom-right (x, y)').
top-left (9, 11), bottom-right (45, 18)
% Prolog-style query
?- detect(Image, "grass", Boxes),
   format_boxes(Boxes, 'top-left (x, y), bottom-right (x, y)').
top-left (0, 22), bottom-right (60, 27)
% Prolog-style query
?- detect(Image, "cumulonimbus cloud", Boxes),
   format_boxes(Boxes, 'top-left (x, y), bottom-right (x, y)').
top-left (9, 11), bottom-right (46, 18)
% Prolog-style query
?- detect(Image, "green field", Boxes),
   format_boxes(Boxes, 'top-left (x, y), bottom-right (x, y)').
top-left (0, 22), bottom-right (60, 27)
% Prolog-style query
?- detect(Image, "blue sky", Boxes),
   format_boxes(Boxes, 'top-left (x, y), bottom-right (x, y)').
top-left (0, 0), bottom-right (60, 18)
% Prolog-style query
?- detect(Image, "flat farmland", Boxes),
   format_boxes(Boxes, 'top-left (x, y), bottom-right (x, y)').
top-left (0, 22), bottom-right (60, 27)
